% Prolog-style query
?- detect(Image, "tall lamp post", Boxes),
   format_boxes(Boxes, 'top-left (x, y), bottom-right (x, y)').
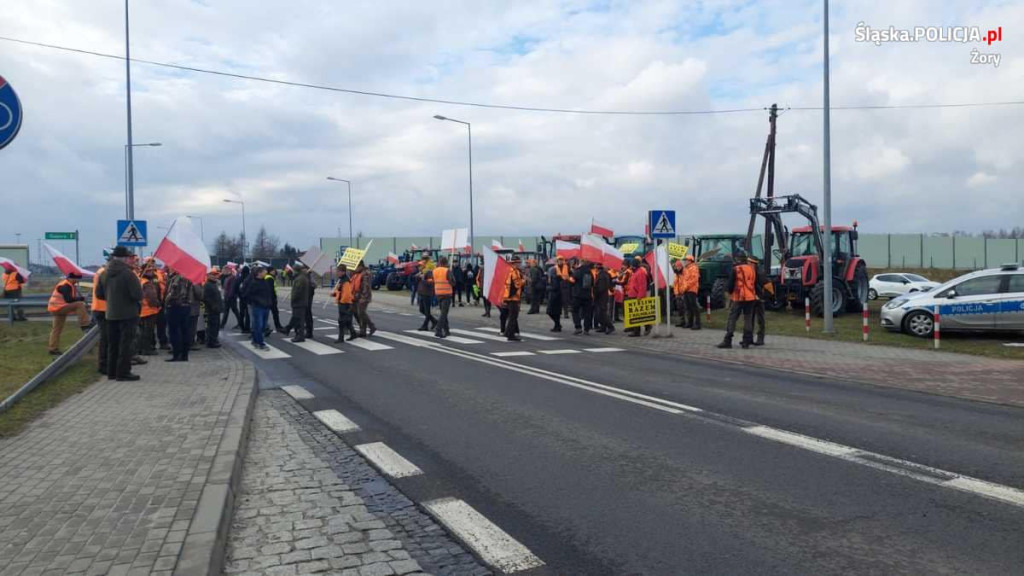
top-left (821, 0), bottom-right (835, 333)
top-left (326, 177), bottom-right (353, 248)
top-left (433, 115), bottom-right (475, 258)
top-left (223, 198), bottom-right (247, 262)
top-left (123, 142), bottom-right (162, 219)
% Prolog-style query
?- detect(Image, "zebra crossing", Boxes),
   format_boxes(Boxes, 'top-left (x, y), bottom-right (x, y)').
top-left (232, 324), bottom-right (626, 361)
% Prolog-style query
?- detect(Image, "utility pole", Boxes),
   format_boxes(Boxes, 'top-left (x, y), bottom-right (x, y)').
top-left (124, 0), bottom-right (136, 220)
top-left (821, 0), bottom-right (835, 333)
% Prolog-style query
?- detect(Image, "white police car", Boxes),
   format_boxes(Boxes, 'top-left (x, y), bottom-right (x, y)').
top-left (880, 264), bottom-right (1024, 337)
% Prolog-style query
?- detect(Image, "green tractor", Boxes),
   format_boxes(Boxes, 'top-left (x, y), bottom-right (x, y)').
top-left (690, 234), bottom-right (763, 309)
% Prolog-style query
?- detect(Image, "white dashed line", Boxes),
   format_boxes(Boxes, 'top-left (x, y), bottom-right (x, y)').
top-left (423, 498), bottom-right (545, 573)
top-left (475, 327), bottom-right (560, 341)
top-left (584, 347), bottom-right (625, 353)
top-left (449, 329), bottom-right (511, 342)
top-left (337, 337), bottom-right (394, 351)
top-left (246, 344), bottom-right (291, 360)
top-left (281, 385), bottom-right (313, 400)
top-left (288, 339), bottom-right (344, 356)
top-left (538, 349), bottom-right (581, 355)
top-left (403, 330), bottom-right (485, 344)
top-left (355, 442), bottom-right (423, 478)
top-left (313, 409), bottom-right (360, 433)
top-left (491, 351), bottom-right (535, 357)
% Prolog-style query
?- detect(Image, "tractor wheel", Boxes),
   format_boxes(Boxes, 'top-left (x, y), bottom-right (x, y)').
top-left (710, 278), bottom-right (729, 309)
top-left (385, 272), bottom-right (401, 291)
top-left (903, 310), bottom-right (934, 338)
top-left (845, 265), bottom-right (869, 312)
top-left (810, 281), bottom-right (846, 317)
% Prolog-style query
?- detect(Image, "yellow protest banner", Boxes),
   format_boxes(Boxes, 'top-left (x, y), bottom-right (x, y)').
top-left (338, 240), bottom-right (373, 268)
top-left (668, 243), bottom-right (688, 260)
top-left (624, 296), bottom-right (660, 328)
top-left (618, 242), bottom-right (640, 255)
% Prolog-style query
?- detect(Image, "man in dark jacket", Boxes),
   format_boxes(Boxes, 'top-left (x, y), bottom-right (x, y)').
top-left (164, 267), bottom-right (194, 361)
top-left (527, 260), bottom-right (545, 314)
top-left (241, 265), bottom-right (273, 350)
top-left (204, 268), bottom-right (224, 348)
top-left (99, 247), bottom-right (142, 380)
top-left (545, 262), bottom-right (562, 332)
top-left (265, 268), bottom-right (284, 334)
top-left (415, 259), bottom-right (436, 331)
top-left (287, 264), bottom-right (311, 342)
top-left (220, 265), bottom-right (243, 329)
top-left (571, 261), bottom-right (594, 335)
top-left (236, 265), bottom-right (252, 333)
top-left (594, 262), bottom-right (614, 334)
top-left (452, 264), bottom-right (465, 307)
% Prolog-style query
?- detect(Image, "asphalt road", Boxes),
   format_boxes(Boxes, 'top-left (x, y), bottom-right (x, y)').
top-left (226, 300), bottom-right (1024, 576)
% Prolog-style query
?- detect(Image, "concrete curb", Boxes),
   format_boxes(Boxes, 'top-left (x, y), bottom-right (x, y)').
top-left (173, 354), bottom-right (259, 576)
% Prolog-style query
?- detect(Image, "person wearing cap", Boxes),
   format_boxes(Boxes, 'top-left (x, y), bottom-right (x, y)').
top-left (415, 258), bottom-right (437, 331)
top-left (164, 266), bottom-right (194, 361)
top-left (284, 262), bottom-right (312, 342)
top-left (502, 257), bottom-right (526, 341)
top-left (718, 250), bottom-right (757, 349)
top-left (332, 264), bottom-right (359, 342)
top-left (46, 271), bottom-right (94, 356)
top-left (2, 262), bottom-right (28, 321)
top-left (680, 254), bottom-right (702, 330)
top-left (135, 265), bottom-right (161, 356)
top-left (204, 267), bottom-right (224, 348)
top-left (545, 258), bottom-right (562, 332)
top-left (239, 264), bottom-right (272, 350)
top-left (570, 260), bottom-right (594, 335)
top-left (95, 246), bottom-right (141, 379)
top-left (431, 257), bottom-right (454, 338)
top-left (625, 257), bottom-right (648, 337)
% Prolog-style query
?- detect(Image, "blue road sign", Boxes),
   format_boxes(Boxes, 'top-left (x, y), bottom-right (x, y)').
top-left (0, 75), bottom-right (24, 151)
top-left (648, 210), bottom-right (676, 239)
top-left (117, 220), bottom-right (148, 247)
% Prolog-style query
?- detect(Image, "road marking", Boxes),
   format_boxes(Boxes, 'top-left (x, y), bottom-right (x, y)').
top-left (281, 385), bottom-right (313, 400)
top-left (403, 330), bottom-right (485, 344)
top-left (449, 329), bottom-right (511, 342)
top-left (744, 426), bottom-right (856, 458)
top-left (355, 442), bottom-right (423, 478)
top-left (584, 347), bottom-right (625, 353)
top-left (375, 331), bottom-right (437, 348)
top-left (538, 349), bottom-right (581, 355)
top-left (335, 337), bottom-right (394, 351)
top-left (422, 498), bottom-right (544, 573)
top-left (491, 351), bottom-right (535, 357)
top-left (288, 339), bottom-right (344, 356)
top-left (313, 409), bottom-right (360, 433)
top-left (399, 313), bottom-right (417, 317)
top-left (246, 343), bottom-right (291, 360)
top-left (476, 327), bottom-right (559, 341)
top-left (314, 327), bottom-right (334, 331)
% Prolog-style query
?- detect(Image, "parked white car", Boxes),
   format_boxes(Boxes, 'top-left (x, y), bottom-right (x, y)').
top-left (868, 273), bottom-right (940, 300)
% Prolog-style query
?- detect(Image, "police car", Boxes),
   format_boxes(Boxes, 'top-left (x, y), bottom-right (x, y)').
top-left (880, 264), bottom-right (1024, 337)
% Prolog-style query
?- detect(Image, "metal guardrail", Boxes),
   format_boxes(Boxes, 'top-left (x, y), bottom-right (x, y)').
top-left (0, 325), bottom-right (100, 413)
top-left (2, 298), bottom-right (49, 324)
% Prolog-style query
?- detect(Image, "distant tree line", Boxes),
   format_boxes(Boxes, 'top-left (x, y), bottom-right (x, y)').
top-left (937, 227), bottom-right (1024, 239)
top-left (211, 226), bottom-right (302, 262)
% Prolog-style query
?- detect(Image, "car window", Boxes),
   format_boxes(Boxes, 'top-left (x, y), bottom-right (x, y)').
top-left (1007, 274), bottom-right (1024, 293)
top-left (905, 274), bottom-right (929, 282)
top-left (953, 276), bottom-right (1003, 297)
top-left (877, 274), bottom-right (900, 282)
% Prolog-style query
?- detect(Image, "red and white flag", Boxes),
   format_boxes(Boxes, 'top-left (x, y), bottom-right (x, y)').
top-left (481, 248), bottom-right (513, 305)
top-left (153, 217), bottom-right (212, 284)
top-left (43, 243), bottom-right (95, 278)
top-left (555, 240), bottom-right (580, 259)
top-left (387, 252), bottom-right (399, 264)
top-left (491, 239), bottom-right (505, 250)
top-left (644, 244), bottom-right (675, 290)
top-left (0, 257), bottom-right (31, 280)
top-left (601, 242), bottom-right (624, 270)
top-left (590, 218), bottom-right (614, 238)
top-left (581, 234), bottom-right (624, 269)
top-left (517, 239), bottom-right (525, 253)
top-left (410, 243), bottom-right (419, 251)
top-left (284, 264), bottom-right (294, 273)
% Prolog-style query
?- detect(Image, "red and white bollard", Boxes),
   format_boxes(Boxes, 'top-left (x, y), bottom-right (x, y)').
top-left (934, 305), bottom-right (941, 349)
top-left (862, 301), bottom-right (869, 342)
top-left (706, 295), bottom-right (711, 322)
top-left (804, 297), bottom-right (811, 332)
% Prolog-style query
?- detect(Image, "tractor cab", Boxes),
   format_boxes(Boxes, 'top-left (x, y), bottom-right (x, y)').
top-left (611, 235), bottom-right (651, 258)
top-left (781, 222), bottom-right (867, 315)
top-left (689, 235), bottom-right (756, 309)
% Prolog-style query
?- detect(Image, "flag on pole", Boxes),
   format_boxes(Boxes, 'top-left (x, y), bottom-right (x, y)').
top-left (0, 257), bottom-right (31, 280)
top-left (601, 242), bottom-right (624, 270)
top-left (43, 243), bottom-right (95, 278)
top-left (481, 248), bottom-right (513, 305)
top-left (387, 252), bottom-right (400, 264)
top-left (517, 239), bottom-right (526, 253)
top-left (581, 234), bottom-right (605, 263)
top-left (153, 217), bottom-right (212, 284)
top-left (410, 243), bottom-right (419, 251)
top-left (645, 243), bottom-right (674, 290)
top-left (491, 239), bottom-right (505, 250)
top-left (590, 218), bottom-right (614, 238)
top-left (555, 240), bottom-right (580, 259)
top-left (441, 228), bottom-right (470, 253)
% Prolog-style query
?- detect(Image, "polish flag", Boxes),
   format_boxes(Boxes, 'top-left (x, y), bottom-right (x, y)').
top-left (601, 242), bottom-right (624, 270)
top-left (284, 264), bottom-right (294, 274)
top-left (491, 239), bottom-right (505, 250)
top-left (590, 218), bottom-right (614, 238)
top-left (43, 243), bottom-right (95, 278)
top-left (154, 217), bottom-right (211, 284)
top-left (481, 248), bottom-right (513, 304)
top-left (517, 239), bottom-right (525, 253)
top-left (0, 257), bottom-right (31, 280)
top-left (580, 234), bottom-right (605, 263)
top-left (555, 240), bottom-right (580, 259)
top-left (644, 244), bottom-right (675, 290)
top-left (387, 252), bottom-right (400, 264)
top-left (410, 243), bottom-right (419, 251)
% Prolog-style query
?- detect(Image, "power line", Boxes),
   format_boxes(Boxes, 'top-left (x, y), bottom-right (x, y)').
top-left (2, 35), bottom-right (1023, 116)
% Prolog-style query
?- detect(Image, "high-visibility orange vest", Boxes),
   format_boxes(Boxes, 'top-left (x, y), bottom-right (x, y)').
top-left (503, 268), bottom-right (524, 302)
top-left (682, 264), bottom-right (700, 294)
top-left (48, 279), bottom-right (78, 313)
top-left (433, 267), bottom-right (452, 297)
top-left (333, 280), bottom-right (354, 304)
top-left (140, 278), bottom-right (160, 318)
top-left (3, 271), bottom-right (23, 292)
top-left (92, 267), bottom-right (107, 313)
top-left (732, 263), bottom-right (757, 302)
top-left (672, 270), bottom-right (686, 296)
top-left (556, 263), bottom-right (571, 282)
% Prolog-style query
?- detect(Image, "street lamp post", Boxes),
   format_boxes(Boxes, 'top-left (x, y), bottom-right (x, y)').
top-left (821, 0), bottom-right (834, 333)
top-left (123, 142), bottom-right (162, 219)
top-left (433, 115), bottom-right (474, 258)
top-left (125, 0), bottom-right (135, 220)
top-left (326, 177), bottom-right (353, 248)
top-left (223, 198), bottom-right (247, 262)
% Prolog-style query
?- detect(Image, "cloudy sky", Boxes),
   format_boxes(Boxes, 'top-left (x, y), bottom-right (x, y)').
top-left (1, 0), bottom-right (1021, 264)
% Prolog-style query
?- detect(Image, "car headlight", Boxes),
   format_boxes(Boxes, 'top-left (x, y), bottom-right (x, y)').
top-left (884, 299), bottom-right (904, 310)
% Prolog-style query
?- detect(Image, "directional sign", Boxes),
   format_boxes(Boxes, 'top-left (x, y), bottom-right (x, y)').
top-left (0, 75), bottom-right (24, 151)
top-left (116, 220), bottom-right (148, 247)
top-left (45, 232), bottom-right (77, 240)
top-left (648, 210), bottom-right (676, 239)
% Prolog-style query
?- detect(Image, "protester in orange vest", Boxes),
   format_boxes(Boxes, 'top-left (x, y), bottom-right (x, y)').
top-left (432, 257), bottom-right (454, 338)
top-left (672, 260), bottom-right (686, 327)
top-left (331, 264), bottom-right (359, 342)
top-left (718, 250), bottom-right (757, 349)
top-left (46, 272), bottom-right (93, 355)
top-left (502, 257), bottom-right (526, 341)
top-left (681, 254), bottom-right (701, 330)
top-left (2, 264), bottom-right (28, 321)
top-left (749, 255), bottom-right (772, 346)
top-left (555, 256), bottom-right (573, 320)
top-left (92, 260), bottom-right (110, 374)
top-left (136, 266), bottom-right (162, 355)
top-left (352, 261), bottom-right (376, 337)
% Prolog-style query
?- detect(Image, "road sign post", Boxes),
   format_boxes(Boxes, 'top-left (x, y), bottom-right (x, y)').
top-left (649, 211), bottom-right (676, 337)
top-left (116, 220), bottom-right (148, 247)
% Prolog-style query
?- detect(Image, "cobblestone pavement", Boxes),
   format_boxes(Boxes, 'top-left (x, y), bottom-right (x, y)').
top-left (369, 291), bottom-right (1024, 408)
top-left (224, 391), bottom-right (490, 576)
top-left (0, 347), bottom-right (253, 576)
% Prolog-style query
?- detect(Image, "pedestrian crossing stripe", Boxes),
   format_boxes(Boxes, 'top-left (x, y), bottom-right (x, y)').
top-left (475, 327), bottom-right (560, 341)
top-left (334, 336), bottom-right (394, 351)
top-left (403, 330), bottom-right (484, 345)
top-left (289, 339), bottom-right (343, 356)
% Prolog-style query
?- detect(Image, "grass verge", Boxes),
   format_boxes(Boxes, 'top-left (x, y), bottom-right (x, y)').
top-left (0, 321), bottom-right (101, 437)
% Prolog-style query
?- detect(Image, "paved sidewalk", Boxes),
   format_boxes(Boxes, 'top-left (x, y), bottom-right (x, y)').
top-left (225, 391), bottom-right (489, 576)
top-left (0, 347), bottom-right (256, 576)
top-left (369, 291), bottom-right (1024, 408)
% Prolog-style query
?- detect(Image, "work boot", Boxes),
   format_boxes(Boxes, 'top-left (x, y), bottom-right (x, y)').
top-left (290, 336), bottom-right (305, 343)
top-left (605, 326), bottom-right (615, 335)
top-left (116, 374), bottom-right (141, 382)
top-left (347, 333), bottom-right (358, 341)
top-left (754, 335), bottom-right (765, 347)
top-left (573, 329), bottom-right (583, 335)
top-left (417, 324), bottom-right (429, 332)
top-left (716, 338), bottom-right (733, 349)
top-left (334, 337), bottom-right (344, 343)
top-left (369, 325), bottom-right (377, 336)
top-left (49, 349), bottom-right (62, 356)
top-left (507, 335), bottom-right (522, 342)
top-left (132, 357), bottom-right (148, 365)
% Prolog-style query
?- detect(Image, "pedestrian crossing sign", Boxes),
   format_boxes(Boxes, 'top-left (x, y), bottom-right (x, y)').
top-left (116, 219), bottom-right (148, 247)
top-left (648, 210), bottom-right (676, 239)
